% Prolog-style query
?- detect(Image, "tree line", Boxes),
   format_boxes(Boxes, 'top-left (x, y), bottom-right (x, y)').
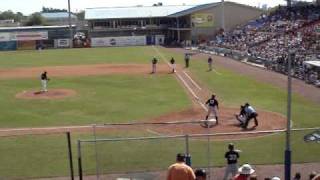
top-left (0, 7), bottom-right (84, 26)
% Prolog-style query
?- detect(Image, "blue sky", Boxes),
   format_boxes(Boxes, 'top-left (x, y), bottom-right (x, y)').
top-left (0, 0), bottom-right (313, 15)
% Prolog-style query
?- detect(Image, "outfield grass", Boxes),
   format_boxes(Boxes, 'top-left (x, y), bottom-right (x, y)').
top-left (0, 74), bottom-right (190, 127)
top-left (0, 46), bottom-right (319, 179)
top-left (0, 47), bottom-right (157, 68)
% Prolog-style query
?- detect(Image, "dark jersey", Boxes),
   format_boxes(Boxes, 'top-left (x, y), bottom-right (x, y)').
top-left (152, 58), bottom-right (158, 64)
top-left (41, 73), bottom-right (48, 80)
top-left (206, 98), bottom-right (219, 108)
top-left (225, 150), bottom-right (239, 164)
top-left (170, 58), bottom-right (175, 64)
top-left (208, 57), bottom-right (213, 63)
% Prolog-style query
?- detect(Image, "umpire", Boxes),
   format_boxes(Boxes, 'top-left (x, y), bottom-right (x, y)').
top-left (223, 143), bottom-right (240, 180)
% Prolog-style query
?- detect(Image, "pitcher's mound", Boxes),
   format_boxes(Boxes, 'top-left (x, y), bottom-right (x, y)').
top-left (16, 89), bottom-right (76, 100)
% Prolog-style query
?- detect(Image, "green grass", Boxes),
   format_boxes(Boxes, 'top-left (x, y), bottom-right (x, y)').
top-left (0, 46), bottom-right (319, 179)
top-left (1, 130), bottom-right (318, 179)
top-left (0, 74), bottom-right (190, 127)
top-left (0, 46), bottom-right (157, 68)
top-left (158, 47), bottom-right (320, 128)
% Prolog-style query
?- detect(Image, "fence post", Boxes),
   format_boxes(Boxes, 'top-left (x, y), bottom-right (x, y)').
top-left (66, 132), bottom-right (74, 180)
top-left (77, 140), bottom-right (83, 180)
top-left (185, 134), bottom-right (191, 166)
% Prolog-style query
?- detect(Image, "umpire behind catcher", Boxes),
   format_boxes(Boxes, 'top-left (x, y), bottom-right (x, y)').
top-left (242, 103), bottom-right (258, 129)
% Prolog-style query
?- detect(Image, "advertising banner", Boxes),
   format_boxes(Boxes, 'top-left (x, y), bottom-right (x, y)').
top-left (17, 40), bottom-right (36, 50)
top-left (56, 39), bottom-right (70, 48)
top-left (91, 36), bottom-right (146, 47)
top-left (14, 31), bottom-right (48, 41)
top-left (191, 13), bottom-right (214, 28)
top-left (0, 41), bottom-right (17, 51)
top-left (0, 33), bottom-right (12, 42)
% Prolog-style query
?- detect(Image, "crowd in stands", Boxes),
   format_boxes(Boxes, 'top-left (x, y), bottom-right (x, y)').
top-left (167, 143), bottom-right (320, 180)
top-left (204, 3), bottom-right (320, 87)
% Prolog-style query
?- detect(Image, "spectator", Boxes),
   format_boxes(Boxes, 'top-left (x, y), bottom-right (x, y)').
top-left (167, 153), bottom-right (196, 180)
top-left (293, 172), bottom-right (301, 180)
top-left (223, 143), bottom-right (240, 180)
top-left (310, 171), bottom-right (317, 180)
top-left (312, 174), bottom-right (320, 180)
top-left (195, 169), bottom-right (207, 180)
top-left (233, 164), bottom-right (255, 180)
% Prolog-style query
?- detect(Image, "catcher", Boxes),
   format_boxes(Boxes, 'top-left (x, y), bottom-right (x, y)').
top-left (235, 105), bottom-right (247, 126)
top-left (40, 71), bottom-right (50, 92)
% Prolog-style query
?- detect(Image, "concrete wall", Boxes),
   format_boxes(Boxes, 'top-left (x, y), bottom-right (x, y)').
top-left (191, 2), bottom-right (263, 42)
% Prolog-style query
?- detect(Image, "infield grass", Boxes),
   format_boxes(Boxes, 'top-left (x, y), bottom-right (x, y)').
top-left (0, 74), bottom-right (190, 127)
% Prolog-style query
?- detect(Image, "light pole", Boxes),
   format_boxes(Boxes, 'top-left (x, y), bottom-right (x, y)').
top-left (285, 48), bottom-right (294, 180)
top-left (221, 0), bottom-right (225, 31)
top-left (68, 0), bottom-right (73, 48)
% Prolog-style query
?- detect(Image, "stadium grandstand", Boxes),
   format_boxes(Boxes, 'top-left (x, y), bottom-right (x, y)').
top-left (195, 1), bottom-right (320, 88)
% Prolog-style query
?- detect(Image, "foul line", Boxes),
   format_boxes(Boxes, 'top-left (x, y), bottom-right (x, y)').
top-left (212, 68), bottom-right (222, 75)
top-left (176, 74), bottom-right (199, 100)
top-left (152, 46), bottom-right (207, 111)
top-left (182, 71), bottom-right (202, 90)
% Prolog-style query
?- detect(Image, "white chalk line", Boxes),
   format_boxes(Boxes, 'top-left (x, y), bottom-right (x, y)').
top-left (212, 68), bottom-right (222, 75)
top-left (182, 71), bottom-right (202, 90)
top-left (152, 46), bottom-right (207, 111)
top-left (0, 125), bottom-right (92, 133)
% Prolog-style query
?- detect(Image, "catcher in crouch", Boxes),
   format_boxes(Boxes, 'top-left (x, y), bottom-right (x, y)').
top-left (205, 94), bottom-right (219, 124)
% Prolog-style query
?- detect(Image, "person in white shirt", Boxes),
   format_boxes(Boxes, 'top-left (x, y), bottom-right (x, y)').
top-left (243, 103), bottom-right (258, 129)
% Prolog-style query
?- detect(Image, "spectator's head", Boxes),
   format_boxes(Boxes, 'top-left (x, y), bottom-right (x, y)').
top-left (312, 174), bottom-right (320, 180)
top-left (310, 172), bottom-right (317, 180)
top-left (272, 177), bottom-right (281, 180)
top-left (294, 172), bottom-right (301, 180)
top-left (238, 164), bottom-right (255, 177)
top-left (195, 169), bottom-right (206, 180)
top-left (228, 143), bottom-right (234, 150)
top-left (176, 153), bottom-right (186, 162)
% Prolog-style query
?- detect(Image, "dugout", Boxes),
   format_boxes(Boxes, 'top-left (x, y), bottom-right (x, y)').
top-left (0, 25), bottom-right (77, 51)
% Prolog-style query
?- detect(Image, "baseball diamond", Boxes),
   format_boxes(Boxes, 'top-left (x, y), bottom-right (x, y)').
top-left (0, 1), bottom-right (319, 180)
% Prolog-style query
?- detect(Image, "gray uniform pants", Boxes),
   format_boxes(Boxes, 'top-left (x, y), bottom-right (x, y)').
top-left (223, 163), bottom-right (238, 180)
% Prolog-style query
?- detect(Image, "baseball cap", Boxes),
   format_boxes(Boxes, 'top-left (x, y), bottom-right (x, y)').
top-left (238, 164), bottom-right (255, 175)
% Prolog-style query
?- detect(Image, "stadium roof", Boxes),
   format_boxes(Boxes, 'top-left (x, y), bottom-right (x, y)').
top-left (41, 12), bottom-right (77, 19)
top-left (85, 5), bottom-right (197, 20)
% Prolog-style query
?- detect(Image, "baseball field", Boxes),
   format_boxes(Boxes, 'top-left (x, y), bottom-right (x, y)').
top-left (0, 46), bottom-right (319, 179)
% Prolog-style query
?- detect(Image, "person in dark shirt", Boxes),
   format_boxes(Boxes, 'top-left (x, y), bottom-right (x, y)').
top-left (40, 71), bottom-right (50, 92)
top-left (205, 94), bottom-right (219, 124)
top-left (208, 56), bottom-right (213, 71)
top-left (185, 53), bottom-right (190, 68)
top-left (223, 143), bottom-right (240, 180)
top-left (195, 169), bottom-right (207, 180)
top-left (170, 57), bottom-right (176, 73)
top-left (151, 57), bottom-right (158, 73)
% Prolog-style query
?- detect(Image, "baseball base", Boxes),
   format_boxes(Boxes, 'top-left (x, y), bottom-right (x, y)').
top-left (200, 119), bottom-right (217, 128)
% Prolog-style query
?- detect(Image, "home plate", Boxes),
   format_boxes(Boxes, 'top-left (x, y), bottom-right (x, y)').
top-left (200, 119), bottom-right (217, 128)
